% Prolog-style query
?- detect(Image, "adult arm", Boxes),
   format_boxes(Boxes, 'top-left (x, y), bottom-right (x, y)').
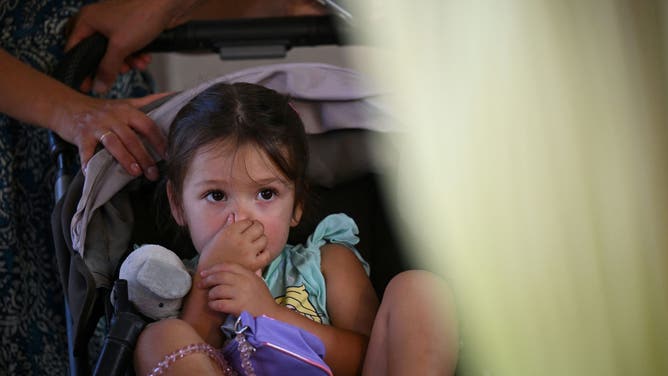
top-left (0, 49), bottom-right (166, 180)
top-left (66, 0), bottom-right (206, 93)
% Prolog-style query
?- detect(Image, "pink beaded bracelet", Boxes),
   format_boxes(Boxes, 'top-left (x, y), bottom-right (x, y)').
top-left (147, 343), bottom-right (238, 376)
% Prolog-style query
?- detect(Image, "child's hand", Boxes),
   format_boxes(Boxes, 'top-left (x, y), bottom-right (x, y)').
top-left (198, 215), bottom-right (270, 273)
top-left (198, 263), bottom-right (279, 317)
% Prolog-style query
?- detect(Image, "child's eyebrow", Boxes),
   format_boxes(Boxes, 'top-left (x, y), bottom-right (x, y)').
top-left (250, 176), bottom-right (290, 186)
top-left (192, 176), bottom-right (290, 187)
top-left (191, 179), bottom-right (226, 189)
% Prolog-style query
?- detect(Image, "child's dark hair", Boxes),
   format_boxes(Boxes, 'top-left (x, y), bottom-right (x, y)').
top-left (165, 82), bottom-right (309, 211)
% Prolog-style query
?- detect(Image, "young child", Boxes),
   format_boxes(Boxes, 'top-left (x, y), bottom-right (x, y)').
top-left (134, 82), bottom-right (459, 375)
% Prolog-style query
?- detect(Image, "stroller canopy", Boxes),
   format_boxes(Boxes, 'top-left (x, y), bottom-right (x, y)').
top-left (70, 62), bottom-right (397, 278)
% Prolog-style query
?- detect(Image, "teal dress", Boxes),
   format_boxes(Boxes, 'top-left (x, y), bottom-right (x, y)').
top-left (218, 213), bottom-right (369, 336)
top-left (264, 213), bottom-right (370, 325)
top-left (0, 2), bottom-right (153, 374)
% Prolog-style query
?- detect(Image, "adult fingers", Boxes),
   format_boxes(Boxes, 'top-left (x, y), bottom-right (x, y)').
top-left (79, 76), bottom-right (93, 93)
top-left (64, 17), bottom-right (96, 92)
top-left (64, 15), bottom-right (93, 51)
top-left (96, 128), bottom-right (144, 178)
top-left (119, 62), bottom-right (131, 74)
top-left (100, 117), bottom-right (160, 181)
top-left (93, 46), bottom-right (128, 94)
top-left (126, 53), bottom-right (152, 71)
top-left (78, 139), bottom-right (97, 174)
top-left (122, 103), bottom-right (167, 159)
top-left (125, 92), bottom-right (173, 109)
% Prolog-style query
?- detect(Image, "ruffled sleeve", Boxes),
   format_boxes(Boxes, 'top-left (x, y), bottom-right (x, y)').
top-left (305, 213), bottom-right (370, 275)
top-left (262, 213), bottom-right (370, 325)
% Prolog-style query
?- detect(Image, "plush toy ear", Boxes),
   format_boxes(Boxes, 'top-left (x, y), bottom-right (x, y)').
top-left (136, 258), bottom-right (192, 299)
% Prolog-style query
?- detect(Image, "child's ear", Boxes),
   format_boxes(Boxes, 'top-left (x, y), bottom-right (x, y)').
top-left (290, 204), bottom-right (303, 227)
top-left (166, 180), bottom-right (185, 226)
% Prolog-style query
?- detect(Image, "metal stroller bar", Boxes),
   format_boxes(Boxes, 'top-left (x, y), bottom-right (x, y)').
top-left (50, 33), bottom-right (107, 201)
top-left (145, 15), bottom-right (344, 59)
top-left (92, 280), bottom-right (147, 376)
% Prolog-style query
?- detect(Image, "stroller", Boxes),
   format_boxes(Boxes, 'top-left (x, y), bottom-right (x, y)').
top-left (50, 15), bottom-right (408, 376)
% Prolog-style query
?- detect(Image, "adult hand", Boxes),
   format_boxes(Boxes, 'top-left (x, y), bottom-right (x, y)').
top-left (199, 262), bottom-right (278, 317)
top-left (65, 0), bottom-right (189, 93)
top-left (198, 217), bottom-right (270, 273)
top-left (51, 93), bottom-right (168, 181)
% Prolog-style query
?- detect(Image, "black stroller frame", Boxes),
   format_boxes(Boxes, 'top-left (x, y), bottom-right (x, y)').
top-left (51, 15), bottom-right (407, 376)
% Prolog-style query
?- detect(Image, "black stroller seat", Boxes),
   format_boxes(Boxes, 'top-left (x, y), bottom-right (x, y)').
top-left (51, 62), bottom-right (408, 375)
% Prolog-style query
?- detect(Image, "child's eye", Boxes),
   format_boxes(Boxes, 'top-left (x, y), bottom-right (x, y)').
top-left (205, 190), bottom-right (226, 202)
top-left (257, 189), bottom-right (276, 201)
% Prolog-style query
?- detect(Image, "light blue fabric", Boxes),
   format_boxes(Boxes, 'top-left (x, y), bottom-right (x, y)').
top-left (264, 213), bottom-right (369, 325)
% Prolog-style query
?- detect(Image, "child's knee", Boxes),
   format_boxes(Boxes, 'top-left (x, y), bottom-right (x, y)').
top-left (134, 318), bottom-right (203, 374)
top-left (135, 318), bottom-right (198, 359)
top-left (139, 318), bottom-right (186, 340)
top-left (383, 270), bottom-right (450, 303)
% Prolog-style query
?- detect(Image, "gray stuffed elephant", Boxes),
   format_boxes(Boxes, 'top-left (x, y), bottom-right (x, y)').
top-left (115, 244), bottom-right (192, 320)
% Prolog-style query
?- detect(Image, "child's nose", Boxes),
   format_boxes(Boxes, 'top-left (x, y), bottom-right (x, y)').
top-left (235, 211), bottom-right (249, 221)
top-left (229, 201), bottom-right (251, 222)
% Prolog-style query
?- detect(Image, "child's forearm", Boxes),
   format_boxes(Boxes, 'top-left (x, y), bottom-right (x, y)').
top-left (180, 271), bottom-right (227, 347)
top-left (266, 305), bottom-right (369, 376)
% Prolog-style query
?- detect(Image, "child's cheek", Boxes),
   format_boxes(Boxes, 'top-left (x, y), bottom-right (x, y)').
top-left (267, 224), bottom-right (291, 257)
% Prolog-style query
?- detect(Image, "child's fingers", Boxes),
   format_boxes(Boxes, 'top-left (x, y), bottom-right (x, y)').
top-left (255, 248), bottom-right (272, 271)
top-left (199, 262), bottom-right (244, 279)
top-left (208, 283), bottom-right (238, 302)
top-left (209, 299), bottom-right (236, 314)
top-left (224, 213), bottom-right (235, 226)
top-left (198, 271), bottom-right (229, 289)
top-left (253, 234), bottom-right (268, 252)
top-left (241, 220), bottom-right (265, 241)
top-left (225, 218), bottom-right (254, 234)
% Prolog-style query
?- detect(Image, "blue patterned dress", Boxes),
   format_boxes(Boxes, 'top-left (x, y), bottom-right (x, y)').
top-left (0, 1), bottom-right (153, 374)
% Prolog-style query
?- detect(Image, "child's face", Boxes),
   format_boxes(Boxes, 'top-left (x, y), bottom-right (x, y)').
top-left (169, 141), bottom-right (301, 265)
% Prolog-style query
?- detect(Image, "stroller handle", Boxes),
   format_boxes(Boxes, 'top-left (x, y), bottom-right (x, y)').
top-left (145, 15), bottom-right (344, 54)
top-left (49, 15), bottom-right (349, 203)
top-left (50, 33), bottom-right (108, 203)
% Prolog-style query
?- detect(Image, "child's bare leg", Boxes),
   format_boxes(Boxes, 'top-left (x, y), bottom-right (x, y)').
top-left (362, 270), bottom-right (459, 376)
top-left (134, 318), bottom-right (224, 375)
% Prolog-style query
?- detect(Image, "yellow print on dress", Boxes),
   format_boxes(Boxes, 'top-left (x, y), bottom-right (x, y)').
top-left (274, 284), bottom-right (323, 324)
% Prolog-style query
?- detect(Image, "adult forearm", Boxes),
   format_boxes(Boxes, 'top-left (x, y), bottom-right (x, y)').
top-left (0, 49), bottom-right (83, 131)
